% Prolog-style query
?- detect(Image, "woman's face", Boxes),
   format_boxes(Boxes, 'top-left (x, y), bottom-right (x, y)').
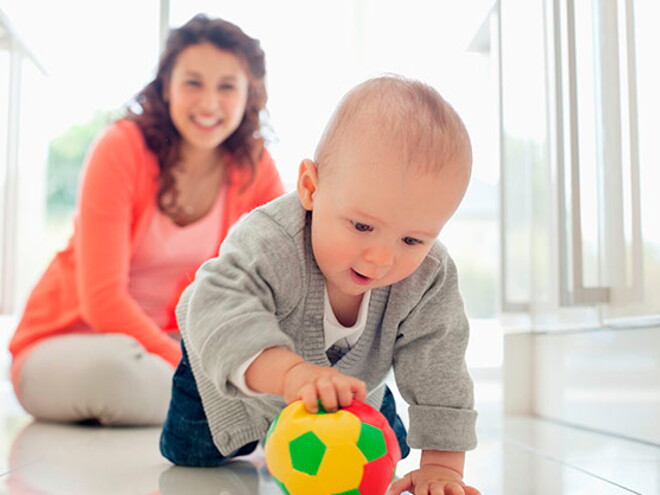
top-left (165, 42), bottom-right (250, 154)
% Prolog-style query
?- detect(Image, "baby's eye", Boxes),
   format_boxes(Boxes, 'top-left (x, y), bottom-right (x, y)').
top-left (219, 83), bottom-right (236, 91)
top-left (351, 221), bottom-right (373, 232)
top-left (185, 80), bottom-right (201, 87)
top-left (402, 236), bottom-right (423, 246)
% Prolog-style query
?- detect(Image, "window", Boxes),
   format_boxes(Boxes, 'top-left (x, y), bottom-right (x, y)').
top-left (0, 1), bottom-right (160, 312)
top-left (0, 47), bottom-right (10, 311)
top-left (499, 0), bottom-right (660, 328)
top-left (0, 12), bottom-right (48, 315)
top-left (605, 0), bottom-right (660, 321)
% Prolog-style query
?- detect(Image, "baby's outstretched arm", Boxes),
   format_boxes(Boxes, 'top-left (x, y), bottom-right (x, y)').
top-left (388, 450), bottom-right (481, 495)
top-left (244, 346), bottom-right (367, 413)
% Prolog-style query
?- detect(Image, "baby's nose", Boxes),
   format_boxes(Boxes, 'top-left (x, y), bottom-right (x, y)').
top-left (364, 243), bottom-right (394, 269)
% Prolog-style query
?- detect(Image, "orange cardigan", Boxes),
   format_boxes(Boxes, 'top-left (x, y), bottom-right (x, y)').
top-left (9, 120), bottom-right (285, 367)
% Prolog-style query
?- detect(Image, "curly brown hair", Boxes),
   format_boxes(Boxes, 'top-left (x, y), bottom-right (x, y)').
top-left (126, 14), bottom-right (268, 212)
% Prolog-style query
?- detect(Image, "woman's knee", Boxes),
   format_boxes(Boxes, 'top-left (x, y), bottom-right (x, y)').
top-left (18, 334), bottom-right (173, 425)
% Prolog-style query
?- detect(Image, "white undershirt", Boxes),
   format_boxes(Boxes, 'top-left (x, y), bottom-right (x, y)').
top-left (229, 286), bottom-right (372, 396)
top-left (323, 286), bottom-right (371, 351)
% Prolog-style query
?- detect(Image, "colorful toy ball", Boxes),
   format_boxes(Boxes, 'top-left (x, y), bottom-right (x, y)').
top-left (264, 399), bottom-right (401, 495)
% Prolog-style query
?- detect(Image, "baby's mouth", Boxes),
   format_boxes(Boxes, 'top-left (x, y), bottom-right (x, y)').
top-left (351, 269), bottom-right (372, 285)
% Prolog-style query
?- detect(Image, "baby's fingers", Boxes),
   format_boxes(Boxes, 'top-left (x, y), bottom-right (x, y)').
top-left (328, 376), bottom-right (366, 409)
top-left (432, 481), bottom-right (481, 495)
top-left (442, 481), bottom-right (466, 495)
top-left (348, 376), bottom-right (367, 404)
top-left (316, 377), bottom-right (340, 412)
top-left (335, 380), bottom-right (356, 408)
top-left (317, 376), bottom-right (364, 412)
top-left (387, 473), bottom-right (412, 495)
top-left (298, 384), bottom-right (320, 413)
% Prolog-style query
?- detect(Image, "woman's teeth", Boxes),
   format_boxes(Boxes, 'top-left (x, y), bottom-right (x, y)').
top-left (194, 116), bottom-right (220, 127)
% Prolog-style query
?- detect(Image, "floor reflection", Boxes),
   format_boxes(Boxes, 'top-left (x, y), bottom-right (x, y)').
top-left (3, 375), bottom-right (650, 495)
top-left (4, 420), bottom-right (287, 495)
top-left (6, 420), bottom-right (166, 494)
top-left (159, 462), bottom-right (261, 495)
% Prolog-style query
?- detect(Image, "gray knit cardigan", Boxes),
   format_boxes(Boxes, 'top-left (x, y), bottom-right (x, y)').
top-left (177, 192), bottom-right (477, 455)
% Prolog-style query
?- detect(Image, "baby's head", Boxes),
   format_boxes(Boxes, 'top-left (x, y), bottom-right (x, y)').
top-left (297, 75), bottom-right (472, 299)
top-left (315, 74), bottom-right (471, 184)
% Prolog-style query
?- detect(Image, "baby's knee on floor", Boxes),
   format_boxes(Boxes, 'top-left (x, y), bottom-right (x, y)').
top-left (159, 427), bottom-right (229, 467)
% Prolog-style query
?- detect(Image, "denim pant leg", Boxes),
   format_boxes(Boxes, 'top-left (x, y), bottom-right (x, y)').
top-left (379, 385), bottom-right (411, 459)
top-left (160, 342), bottom-right (257, 467)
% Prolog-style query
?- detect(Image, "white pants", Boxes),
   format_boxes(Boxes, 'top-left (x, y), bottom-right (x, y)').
top-left (15, 334), bottom-right (174, 426)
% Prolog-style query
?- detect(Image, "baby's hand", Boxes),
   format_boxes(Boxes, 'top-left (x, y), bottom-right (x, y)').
top-left (282, 362), bottom-right (367, 413)
top-left (388, 464), bottom-right (481, 495)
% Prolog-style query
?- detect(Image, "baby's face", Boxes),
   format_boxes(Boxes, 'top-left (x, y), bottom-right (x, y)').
top-left (302, 137), bottom-right (467, 305)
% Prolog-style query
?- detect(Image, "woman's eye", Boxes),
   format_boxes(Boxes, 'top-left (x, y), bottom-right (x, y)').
top-left (402, 236), bottom-right (422, 246)
top-left (185, 80), bottom-right (201, 87)
top-left (352, 221), bottom-right (373, 232)
top-left (220, 83), bottom-right (236, 91)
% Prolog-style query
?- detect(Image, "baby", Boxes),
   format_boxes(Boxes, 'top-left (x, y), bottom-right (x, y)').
top-left (161, 74), bottom-right (480, 495)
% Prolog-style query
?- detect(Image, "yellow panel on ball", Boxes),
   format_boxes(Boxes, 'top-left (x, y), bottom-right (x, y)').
top-left (311, 410), bottom-right (362, 446)
top-left (263, 429), bottom-right (293, 483)
top-left (315, 443), bottom-right (366, 492)
top-left (285, 470), bottom-right (333, 495)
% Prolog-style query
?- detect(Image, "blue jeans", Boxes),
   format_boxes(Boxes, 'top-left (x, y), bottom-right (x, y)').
top-left (160, 342), bottom-right (410, 467)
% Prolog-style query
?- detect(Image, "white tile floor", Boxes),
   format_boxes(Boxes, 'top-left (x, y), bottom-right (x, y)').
top-left (1, 373), bottom-right (659, 495)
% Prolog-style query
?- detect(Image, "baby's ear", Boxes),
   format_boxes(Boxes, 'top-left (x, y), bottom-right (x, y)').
top-left (296, 159), bottom-right (318, 211)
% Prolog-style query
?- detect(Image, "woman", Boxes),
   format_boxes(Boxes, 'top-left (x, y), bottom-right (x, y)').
top-left (8, 14), bottom-right (284, 426)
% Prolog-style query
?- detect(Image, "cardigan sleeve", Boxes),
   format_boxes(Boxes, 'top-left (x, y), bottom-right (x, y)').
top-left (177, 207), bottom-right (301, 397)
top-left (75, 122), bottom-right (181, 366)
top-left (392, 247), bottom-right (477, 452)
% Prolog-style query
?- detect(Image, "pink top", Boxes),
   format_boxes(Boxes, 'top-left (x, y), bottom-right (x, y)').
top-left (129, 188), bottom-right (225, 328)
